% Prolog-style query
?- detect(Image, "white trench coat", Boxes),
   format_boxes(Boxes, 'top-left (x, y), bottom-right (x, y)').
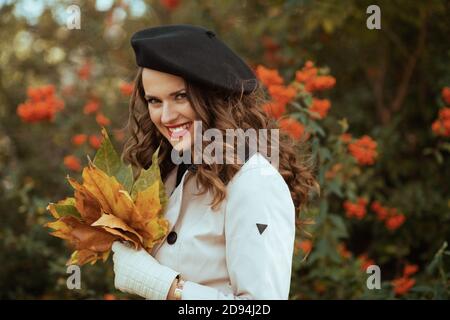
top-left (150, 152), bottom-right (296, 299)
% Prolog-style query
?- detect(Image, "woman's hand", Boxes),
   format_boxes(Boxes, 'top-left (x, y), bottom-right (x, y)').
top-left (111, 241), bottom-right (180, 300)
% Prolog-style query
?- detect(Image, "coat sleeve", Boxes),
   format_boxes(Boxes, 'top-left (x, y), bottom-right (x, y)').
top-left (181, 165), bottom-right (296, 300)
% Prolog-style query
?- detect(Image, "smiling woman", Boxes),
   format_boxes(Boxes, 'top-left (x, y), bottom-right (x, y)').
top-left (141, 68), bottom-right (198, 152)
top-left (117, 24), bottom-right (318, 300)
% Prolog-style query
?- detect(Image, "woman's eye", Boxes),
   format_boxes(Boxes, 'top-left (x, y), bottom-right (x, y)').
top-left (147, 98), bottom-right (160, 104)
top-left (175, 92), bottom-right (187, 100)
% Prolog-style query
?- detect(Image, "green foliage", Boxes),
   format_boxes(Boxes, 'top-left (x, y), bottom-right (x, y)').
top-left (93, 127), bottom-right (134, 193)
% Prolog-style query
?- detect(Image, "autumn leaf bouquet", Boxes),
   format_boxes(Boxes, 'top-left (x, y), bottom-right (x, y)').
top-left (45, 127), bottom-right (169, 265)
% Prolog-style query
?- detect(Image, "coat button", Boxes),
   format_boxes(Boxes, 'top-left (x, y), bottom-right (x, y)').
top-left (167, 231), bottom-right (177, 245)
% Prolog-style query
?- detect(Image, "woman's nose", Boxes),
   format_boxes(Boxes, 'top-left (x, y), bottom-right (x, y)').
top-left (160, 101), bottom-right (178, 124)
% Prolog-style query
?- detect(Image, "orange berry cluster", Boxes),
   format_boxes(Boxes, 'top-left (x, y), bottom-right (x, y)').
top-left (309, 98), bottom-right (331, 119)
top-left (392, 264), bottom-right (418, 296)
top-left (343, 198), bottom-right (368, 220)
top-left (431, 87), bottom-right (450, 137)
top-left (343, 199), bottom-right (406, 231)
top-left (256, 61), bottom-right (336, 141)
top-left (17, 85), bottom-right (64, 123)
top-left (119, 82), bottom-right (134, 97)
top-left (358, 253), bottom-right (375, 271)
top-left (295, 239), bottom-right (313, 255)
top-left (256, 65), bottom-right (303, 140)
top-left (371, 201), bottom-right (406, 231)
top-left (347, 135), bottom-right (378, 166)
top-left (295, 60), bottom-right (336, 92)
top-left (432, 90), bottom-right (450, 138)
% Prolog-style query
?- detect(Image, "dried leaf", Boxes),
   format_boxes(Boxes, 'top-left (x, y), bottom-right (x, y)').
top-left (67, 249), bottom-right (110, 266)
top-left (141, 218), bottom-right (170, 250)
top-left (46, 215), bottom-right (118, 265)
top-left (100, 226), bottom-right (140, 249)
top-left (66, 177), bottom-right (103, 224)
top-left (134, 181), bottom-right (162, 222)
top-left (80, 164), bottom-right (133, 222)
top-left (91, 212), bottom-right (144, 245)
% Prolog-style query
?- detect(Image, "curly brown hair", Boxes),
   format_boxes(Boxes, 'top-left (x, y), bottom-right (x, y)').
top-left (121, 67), bottom-right (319, 214)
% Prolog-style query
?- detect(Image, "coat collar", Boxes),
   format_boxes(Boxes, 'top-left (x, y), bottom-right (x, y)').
top-left (175, 163), bottom-right (197, 189)
top-left (151, 150), bottom-right (255, 255)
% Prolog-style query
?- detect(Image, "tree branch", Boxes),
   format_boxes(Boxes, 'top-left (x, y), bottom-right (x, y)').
top-left (365, 44), bottom-right (390, 123)
top-left (390, 8), bottom-right (427, 113)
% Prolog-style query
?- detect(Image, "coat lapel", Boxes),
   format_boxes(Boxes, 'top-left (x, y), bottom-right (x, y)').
top-left (151, 165), bottom-right (192, 255)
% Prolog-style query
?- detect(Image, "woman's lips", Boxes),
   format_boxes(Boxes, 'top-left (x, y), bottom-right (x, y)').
top-left (166, 121), bottom-right (192, 139)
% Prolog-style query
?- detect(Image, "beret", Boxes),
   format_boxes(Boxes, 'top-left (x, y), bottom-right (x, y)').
top-left (130, 24), bottom-right (258, 94)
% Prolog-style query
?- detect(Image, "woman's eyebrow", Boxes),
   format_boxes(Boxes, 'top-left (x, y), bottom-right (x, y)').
top-left (144, 88), bottom-right (186, 100)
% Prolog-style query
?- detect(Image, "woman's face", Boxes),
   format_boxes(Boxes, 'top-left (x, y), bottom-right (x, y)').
top-left (142, 68), bottom-right (199, 152)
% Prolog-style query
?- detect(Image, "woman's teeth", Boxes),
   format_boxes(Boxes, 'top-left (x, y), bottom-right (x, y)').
top-left (168, 122), bottom-right (190, 132)
top-left (168, 122), bottom-right (191, 138)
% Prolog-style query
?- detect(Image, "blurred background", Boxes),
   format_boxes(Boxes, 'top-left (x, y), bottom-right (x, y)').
top-left (0, 0), bottom-right (449, 299)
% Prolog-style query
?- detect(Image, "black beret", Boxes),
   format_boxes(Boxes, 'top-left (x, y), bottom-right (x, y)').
top-left (130, 24), bottom-right (258, 94)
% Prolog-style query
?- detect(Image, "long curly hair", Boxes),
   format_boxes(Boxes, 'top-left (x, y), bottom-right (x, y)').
top-left (121, 67), bottom-right (319, 213)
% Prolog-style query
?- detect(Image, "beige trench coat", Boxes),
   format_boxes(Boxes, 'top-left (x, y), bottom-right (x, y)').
top-left (150, 152), bottom-right (296, 299)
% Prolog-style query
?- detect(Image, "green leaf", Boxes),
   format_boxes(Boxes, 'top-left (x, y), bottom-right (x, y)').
top-left (328, 214), bottom-right (349, 239)
top-left (93, 127), bottom-right (133, 192)
top-left (303, 94), bottom-right (313, 107)
top-left (338, 118), bottom-right (349, 133)
top-left (319, 147), bottom-right (331, 161)
top-left (318, 199), bottom-right (328, 222)
top-left (311, 136), bottom-right (320, 157)
top-left (290, 111), bottom-right (308, 124)
top-left (327, 180), bottom-right (343, 197)
top-left (290, 102), bottom-right (305, 111)
top-left (115, 163), bottom-right (134, 193)
top-left (131, 146), bottom-right (168, 209)
top-left (50, 197), bottom-right (81, 218)
top-left (315, 237), bottom-right (332, 259)
top-left (309, 121), bottom-right (326, 137)
top-left (318, 166), bottom-right (325, 185)
top-left (93, 127), bottom-right (121, 176)
top-left (426, 241), bottom-right (448, 275)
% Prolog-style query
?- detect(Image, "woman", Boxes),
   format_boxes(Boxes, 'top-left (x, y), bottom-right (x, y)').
top-left (112, 24), bottom-right (317, 300)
